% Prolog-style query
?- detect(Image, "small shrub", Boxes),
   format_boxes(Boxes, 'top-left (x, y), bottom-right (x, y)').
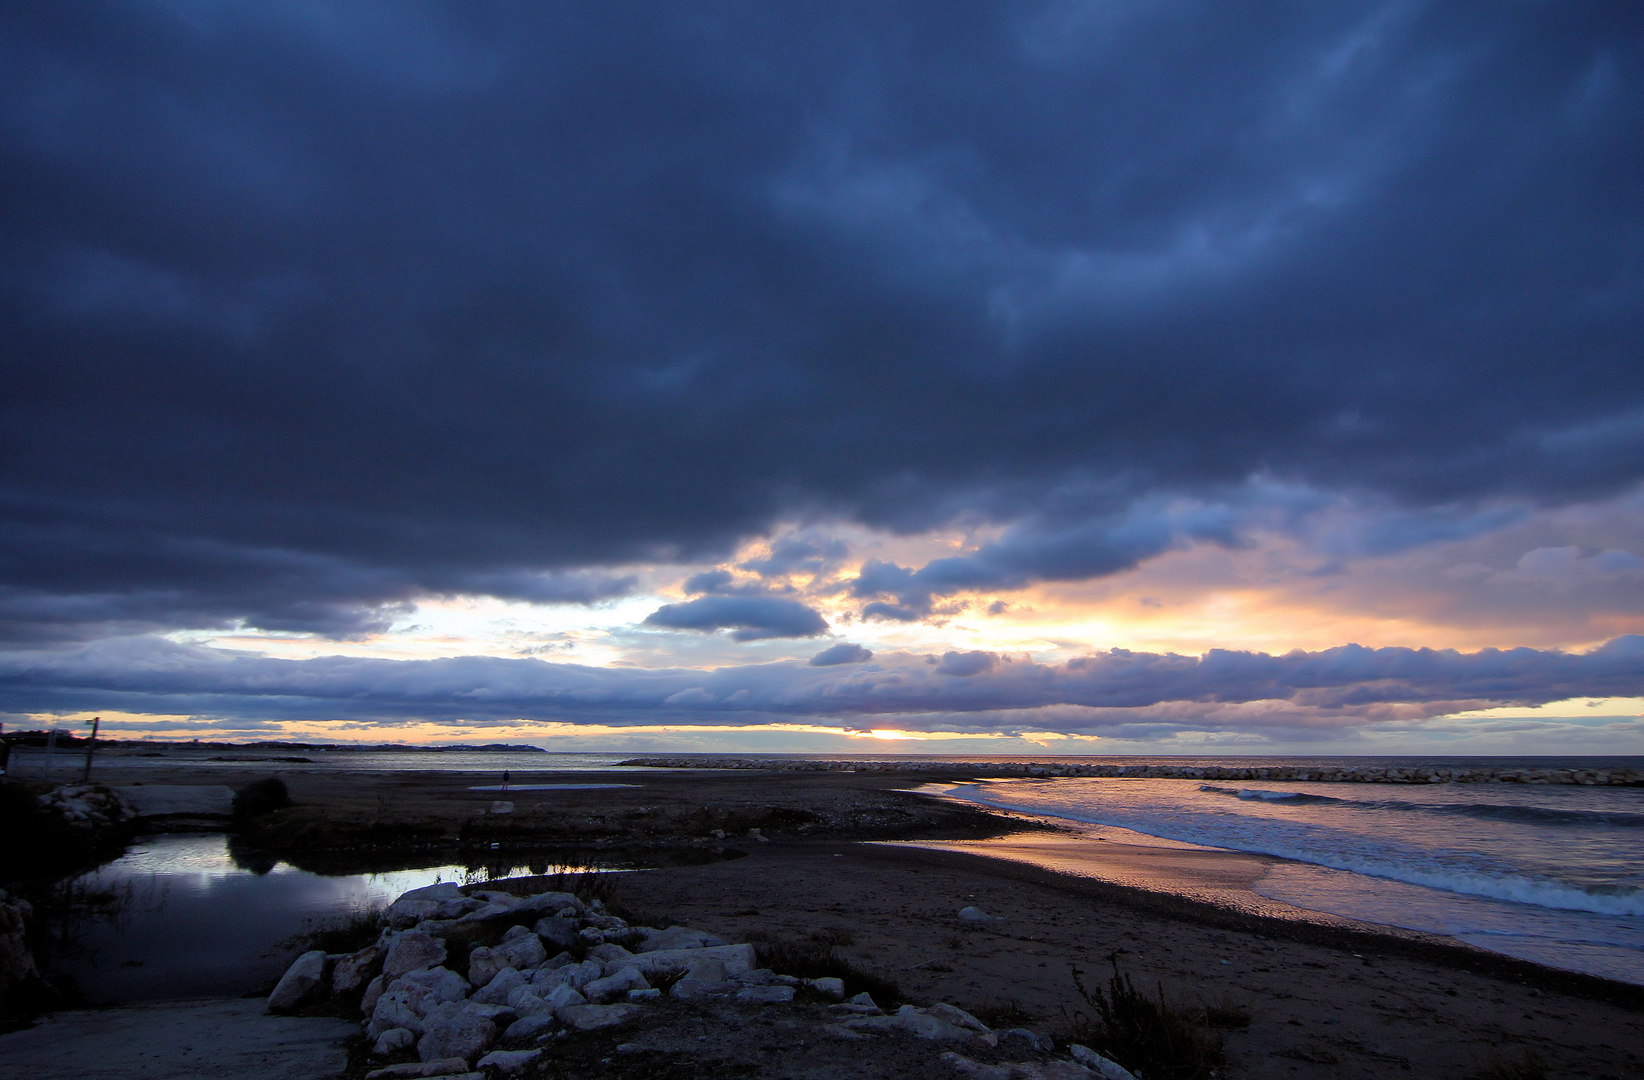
top-left (1065, 960), bottom-right (1224, 1080)
top-left (298, 905), bottom-right (384, 954)
top-left (754, 938), bottom-right (900, 1005)
top-left (1204, 1000), bottom-right (1252, 1029)
top-left (1473, 1049), bottom-right (1549, 1080)
top-left (231, 778), bottom-right (293, 820)
top-left (969, 998), bottom-right (1036, 1028)
top-left (810, 926), bottom-right (856, 947)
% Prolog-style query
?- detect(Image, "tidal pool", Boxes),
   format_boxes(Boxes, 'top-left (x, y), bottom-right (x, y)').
top-left (47, 833), bottom-right (736, 1002)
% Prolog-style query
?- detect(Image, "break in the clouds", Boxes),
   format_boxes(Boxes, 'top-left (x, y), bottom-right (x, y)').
top-left (1, 3), bottom-right (1641, 746)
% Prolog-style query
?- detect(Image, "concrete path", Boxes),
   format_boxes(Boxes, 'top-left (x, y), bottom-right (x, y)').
top-left (114, 784), bottom-right (236, 817)
top-left (0, 998), bottom-right (355, 1079)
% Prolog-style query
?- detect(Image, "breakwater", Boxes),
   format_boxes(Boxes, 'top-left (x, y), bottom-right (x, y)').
top-left (620, 758), bottom-right (1644, 785)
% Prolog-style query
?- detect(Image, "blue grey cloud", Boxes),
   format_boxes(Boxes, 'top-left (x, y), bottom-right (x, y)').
top-left (643, 595), bottom-right (829, 641)
top-left (809, 642), bottom-right (874, 667)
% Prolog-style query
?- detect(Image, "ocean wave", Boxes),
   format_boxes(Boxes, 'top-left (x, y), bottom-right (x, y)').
top-left (957, 786), bottom-right (1644, 917)
top-left (1199, 784), bottom-right (1345, 805)
top-left (1196, 783), bottom-right (1644, 827)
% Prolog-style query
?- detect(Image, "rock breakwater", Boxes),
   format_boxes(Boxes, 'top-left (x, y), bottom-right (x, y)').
top-left (620, 758), bottom-right (1644, 786)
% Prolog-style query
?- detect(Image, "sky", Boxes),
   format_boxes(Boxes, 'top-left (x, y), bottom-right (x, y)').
top-left (2, 2), bottom-right (1642, 755)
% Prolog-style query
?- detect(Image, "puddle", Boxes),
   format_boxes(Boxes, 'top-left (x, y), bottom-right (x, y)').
top-left (45, 833), bottom-right (741, 1002)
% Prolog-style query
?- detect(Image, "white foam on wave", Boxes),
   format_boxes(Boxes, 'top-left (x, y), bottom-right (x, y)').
top-left (956, 782), bottom-right (1644, 918)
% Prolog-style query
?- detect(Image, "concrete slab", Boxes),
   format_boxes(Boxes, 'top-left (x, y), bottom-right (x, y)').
top-left (0, 998), bottom-right (355, 1080)
top-left (114, 785), bottom-right (236, 817)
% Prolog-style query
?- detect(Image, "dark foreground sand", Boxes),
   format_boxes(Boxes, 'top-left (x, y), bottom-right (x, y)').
top-left (28, 756), bottom-right (1644, 1078)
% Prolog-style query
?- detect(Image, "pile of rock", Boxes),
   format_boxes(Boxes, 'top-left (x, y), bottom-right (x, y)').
top-left (34, 784), bottom-right (136, 828)
top-left (0, 889), bottom-right (37, 1000)
top-left (619, 757), bottom-right (1644, 786)
top-left (268, 882), bottom-right (1132, 1080)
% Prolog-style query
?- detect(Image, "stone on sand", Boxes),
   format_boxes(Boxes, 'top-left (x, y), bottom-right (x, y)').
top-left (383, 931), bottom-right (447, 982)
top-left (416, 1001), bottom-right (496, 1063)
top-left (266, 949), bottom-right (327, 1013)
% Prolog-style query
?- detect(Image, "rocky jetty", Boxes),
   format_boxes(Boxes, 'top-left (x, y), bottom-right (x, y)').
top-left (272, 880), bottom-right (1131, 1080)
top-left (619, 757), bottom-right (1644, 786)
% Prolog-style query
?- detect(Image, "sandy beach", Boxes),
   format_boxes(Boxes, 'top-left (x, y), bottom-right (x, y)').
top-left (6, 756), bottom-right (1643, 1079)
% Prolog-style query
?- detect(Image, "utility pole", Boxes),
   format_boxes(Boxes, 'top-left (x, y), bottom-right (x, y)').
top-left (82, 716), bottom-right (101, 782)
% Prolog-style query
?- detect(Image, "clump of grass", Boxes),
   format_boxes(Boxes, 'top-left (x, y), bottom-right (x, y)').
top-left (1065, 959), bottom-right (1224, 1080)
top-left (754, 938), bottom-right (900, 1005)
top-left (810, 926), bottom-right (855, 947)
top-left (968, 998), bottom-right (1036, 1028)
top-left (231, 777), bottom-right (293, 821)
top-left (1473, 1049), bottom-right (1549, 1080)
top-left (1203, 999), bottom-right (1252, 1029)
top-left (286, 905), bottom-right (383, 954)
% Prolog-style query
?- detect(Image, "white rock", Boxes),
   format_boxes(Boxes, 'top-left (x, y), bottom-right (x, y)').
top-left (470, 891), bottom-right (520, 907)
top-left (476, 1048), bottom-right (542, 1074)
top-left (583, 965), bottom-right (649, 1003)
top-left (383, 932), bottom-right (448, 982)
top-left (500, 924), bottom-right (532, 942)
top-left (809, 977), bottom-right (845, 1000)
top-left (467, 946), bottom-right (506, 988)
top-left (368, 991), bottom-right (426, 1040)
top-left (397, 883), bottom-right (468, 906)
top-left (736, 985), bottom-right (795, 1004)
top-left (845, 1008), bottom-right (973, 1041)
top-left (267, 950), bottom-right (328, 1013)
top-left (999, 1029), bottom-right (1054, 1054)
top-left (372, 1027), bottom-right (416, 1056)
top-left (927, 1002), bottom-right (990, 1033)
top-left (458, 903), bottom-right (516, 924)
top-left (361, 974), bottom-right (388, 1016)
top-left (619, 943), bottom-right (756, 979)
top-left (389, 966), bottom-right (470, 1012)
top-left (333, 943), bottom-right (384, 994)
top-left (544, 983), bottom-right (588, 1016)
top-left (385, 900), bottom-right (443, 929)
top-left (587, 942), bottom-right (633, 965)
top-left (416, 1001), bottom-right (497, 1063)
top-left (635, 926), bottom-right (725, 952)
top-left (576, 927), bottom-right (603, 946)
top-left (462, 1002), bottom-right (516, 1026)
top-left (502, 1013), bottom-right (556, 1042)
top-left (497, 934), bottom-right (546, 971)
top-left (1069, 1045), bottom-right (1138, 1080)
top-left (532, 917), bottom-right (581, 952)
top-left (517, 891), bottom-right (582, 915)
top-left (365, 1056), bottom-right (471, 1079)
top-left (505, 985), bottom-right (551, 1016)
top-left (471, 967), bottom-right (526, 1006)
top-left (627, 988), bottom-right (661, 1001)
top-left (957, 906), bottom-right (1002, 923)
top-left (939, 1051), bottom-right (1012, 1080)
top-left (558, 1003), bottom-right (641, 1031)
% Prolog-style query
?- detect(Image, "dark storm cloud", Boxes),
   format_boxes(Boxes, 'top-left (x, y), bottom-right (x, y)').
top-left (3, 635), bottom-right (1641, 729)
top-left (643, 596), bottom-right (829, 641)
top-left (1, 2), bottom-right (1642, 639)
top-left (809, 642), bottom-right (874, 666)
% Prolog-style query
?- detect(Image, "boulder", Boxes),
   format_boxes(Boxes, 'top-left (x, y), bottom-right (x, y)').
top-left (532, 958), bottom-right (601, 991)
top-left (628, 988), bottom-right (662, 1001)
top-left (416, 1001), bottom-right (496, 1063)
top-left (636, 926), bottom-right (725, 952)
top-left (472, 967), bottom-right (526, 1006)
top-left (500, 924), bottom-right (532, 942)
top-left (502, 1013), bottom-right (557, 1043)
top-left (957, 906), bottom-right (1003, 923)
top-left (1069, 1045), bottom-right (1138, 1080)
top-left (506, 985), bottom-right (552, 1015)
top-left (368, 991), bottom-right (426, 1040)
top-left (619, 943), bottom-right (756, 979)
top-left (517, 891), bottom-right (583, 915)
top-left (558, 1003), bottom-right (641, 1031)
top-left (371, 1027), bottom-right (416, 1056)
top-left (940, 1052), bottom-right (1012, 1080)
top-left (458, 903), bottom-right (517, 924)
top-left (388, 966), bottom-right (470, 1011)
top-left (497, 934), bottom-right (546, 971)
top-left (467, 946), bottom-right (506, 988)
top-left (1001, 1029), bottom-right (1055, 1054)
top-left (845, 1007), bottom-right (973, 1041)
top-left (532, 918), bottom-right (581, 952)
top-left (477, 1048), bottom-right (542, 1074)
top-left (333, 943), bottom-right (384, 994)
top-left (267, 949), bottom-right (328, 1013)
top-left (583, 965), bottom-right (649, 1003)
top-left (927, 1002), bottom-right (991, 1033)
top-left (361, 974), bottom-right (388, 1016)
top-left (809, 977), bottom-right (845, 1000)
top-left (469, 891), bottom-right (520, 907)
top-left (545, 982), bottom-right (588, 1013)
top-left (736, 985), bottom-right (796, 1004)
top-left (576, 927), bottom-right (604, 946)
top-left (383, 932), bottom-right (447, 982)
top-left (462, 1002), bottom-right (516, 1027)
top-left (586, 942), bottom-right (633, 964)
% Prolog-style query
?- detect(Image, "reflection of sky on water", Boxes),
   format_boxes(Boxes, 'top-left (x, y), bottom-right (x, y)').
top-left (58, 835), bottom-right (474, 1002)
